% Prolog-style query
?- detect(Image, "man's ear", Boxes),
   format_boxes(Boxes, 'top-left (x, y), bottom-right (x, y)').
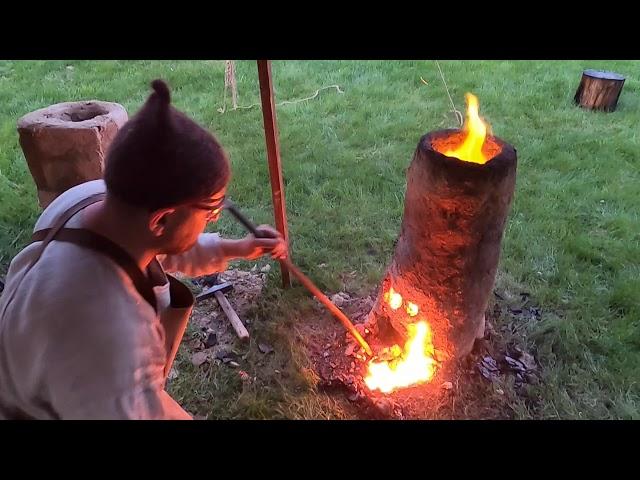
top-left (149, 208), bottom-right (176, 237)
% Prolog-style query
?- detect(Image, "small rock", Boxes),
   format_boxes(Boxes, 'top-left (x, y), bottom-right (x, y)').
top-left (204, 333), bottom-right (218, 348)
top-left (330, 292), bottom-right (350, 307)
top-left (191, 351), bottom-right (209, 367)
top-left (323, 351), bottom-right (330, 358)
top-left (345, 343), bottom-right (357, 357)
top-left (168, 367), bottom-right (179, 380)
top-left (374, 398), bottom-right (393, 417)
top-left (441, 381), bottom-right (453, 390)
top-left (318, 263), bottom-right (327, 268)
top-left (258, 343), bottom-right (274, 354)
top-left (518, 351), bottom-right (537, 371)
top-left (228, 361), bottom-right (240, 368)
top-left (505, 356), bottom-right (527, 374)
top-left (274, 369), bottom-right (281, 374)
top-left (197, 273), bottom-right (219, 288)
top-left (478, 356), bottom-right (500, 381)
top-left (496, 388), bottom-right (505, 395)
top-left (66, 65), bottom-right (74, 71)
top-left (260, 264), bottom-right (271, 273)
top-left (216, 350), bottom-right (233, 361)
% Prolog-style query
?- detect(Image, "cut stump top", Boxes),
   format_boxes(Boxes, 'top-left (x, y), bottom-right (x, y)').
top-left (18, 101), bottom-right (128, 131)
top-left (583, 69), bottom-right (625, 81)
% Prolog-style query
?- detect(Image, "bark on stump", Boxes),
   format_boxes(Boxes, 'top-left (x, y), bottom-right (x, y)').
top-left (17, 101), bottom-right (128, 208)
top-left (574, 70), bottom-right (625, 112)
top-left (367, 130), bottom-right (517, 360)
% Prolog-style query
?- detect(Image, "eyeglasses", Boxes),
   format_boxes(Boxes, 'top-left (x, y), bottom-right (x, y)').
top-left (188, 196), bottom-right (226, 221)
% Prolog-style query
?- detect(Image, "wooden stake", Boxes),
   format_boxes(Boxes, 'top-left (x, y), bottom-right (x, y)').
top-left (257, 60), bottom-right (291, 288)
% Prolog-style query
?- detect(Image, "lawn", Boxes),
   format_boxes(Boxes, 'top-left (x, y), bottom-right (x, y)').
top-left (0, 60), bottom-right (638, 419)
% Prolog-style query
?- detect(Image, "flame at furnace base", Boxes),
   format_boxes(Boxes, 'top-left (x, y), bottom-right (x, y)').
top-left (365, 288), bottom-right (438, 394)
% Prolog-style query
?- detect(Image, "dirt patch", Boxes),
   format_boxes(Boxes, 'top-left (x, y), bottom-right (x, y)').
top-left (299, 287), bottom-right (543, 419)
top-left (171, 267), bottom-right (269, 375)
top-left (171, 266), bottom-right (544, 419)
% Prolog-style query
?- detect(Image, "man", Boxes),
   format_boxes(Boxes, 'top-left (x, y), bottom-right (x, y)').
top-left (0, 79), bottom-right (287, 419)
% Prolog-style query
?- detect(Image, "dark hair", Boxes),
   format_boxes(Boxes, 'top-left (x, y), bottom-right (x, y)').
top-left (104, 79), bottom-right (231, 211)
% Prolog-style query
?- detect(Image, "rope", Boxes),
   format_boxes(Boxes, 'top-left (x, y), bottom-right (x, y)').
top-left (219, 84), bottom-right (344, 114)
top-left (218, 61), bottom-right (458, 129)
top-left (434, 61), bottom-right (464, 127)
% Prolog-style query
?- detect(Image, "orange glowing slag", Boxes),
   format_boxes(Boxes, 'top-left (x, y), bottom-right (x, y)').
top-left (406, 302), bottom-right (419, 317)
top-left (444, 93), bottom-right (490, 164)
top-left (384, 287), bottom-right (403, 310)
top-left (365, 288), bottom-right (437, 393)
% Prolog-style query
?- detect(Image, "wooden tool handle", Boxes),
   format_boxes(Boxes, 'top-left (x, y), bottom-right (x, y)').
top-left (214, 291), bottom-right (249, 341)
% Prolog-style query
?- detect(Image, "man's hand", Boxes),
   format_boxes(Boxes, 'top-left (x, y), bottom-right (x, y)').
top-left (219, 225), bottom-right (288, 261)
top-left (241, 225), bottom-right (288, 260)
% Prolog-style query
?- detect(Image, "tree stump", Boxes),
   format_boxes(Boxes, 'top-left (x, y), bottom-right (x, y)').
top-left (574, 69), bottom-right (625, 112)
top-left (366, 130), bottom-right (517, 360)
top-left (17, 101), bottom-right (128, 209)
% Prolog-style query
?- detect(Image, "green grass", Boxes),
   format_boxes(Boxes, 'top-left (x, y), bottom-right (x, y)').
top-left (1, 60), bottom-right (638, 419)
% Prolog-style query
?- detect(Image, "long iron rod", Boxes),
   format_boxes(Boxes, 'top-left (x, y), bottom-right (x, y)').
top-left (224, 200), bottom-right (372, 356)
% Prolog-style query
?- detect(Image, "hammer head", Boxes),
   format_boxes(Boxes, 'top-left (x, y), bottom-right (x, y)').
top-left (196, 281), bottom-right (233, 302)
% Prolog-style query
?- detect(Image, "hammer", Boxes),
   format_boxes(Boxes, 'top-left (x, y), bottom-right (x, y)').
top-left (224, 200), bottom-right (373, 356)
top-left (196, 279), bottom-right (249, 342)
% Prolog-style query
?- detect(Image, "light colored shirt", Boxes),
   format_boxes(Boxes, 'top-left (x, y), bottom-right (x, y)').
top-left (0, 180), bottom-right (227, 419)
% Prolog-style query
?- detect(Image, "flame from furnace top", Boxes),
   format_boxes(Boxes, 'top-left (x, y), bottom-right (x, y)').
top-left (444, 93), bottom-right (491, 164)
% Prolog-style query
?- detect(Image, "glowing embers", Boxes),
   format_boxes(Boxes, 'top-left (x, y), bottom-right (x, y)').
top-left (365, 288), bottom-right (437, 393)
